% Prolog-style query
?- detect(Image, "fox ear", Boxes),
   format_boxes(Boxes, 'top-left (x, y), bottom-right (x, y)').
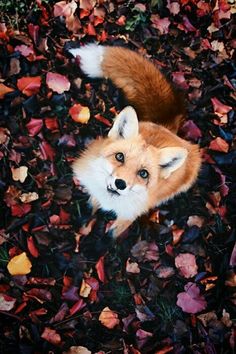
top-left (108, 106), bottom-right (139, 139)
top-left (159, 147), bottom-right (188, 179)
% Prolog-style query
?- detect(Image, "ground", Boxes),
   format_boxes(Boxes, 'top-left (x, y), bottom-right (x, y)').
top-left (0, 0), bottom-right (235, 353)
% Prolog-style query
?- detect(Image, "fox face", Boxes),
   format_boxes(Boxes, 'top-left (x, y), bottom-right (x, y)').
top-left (73, 107), bottom-right (198, 221)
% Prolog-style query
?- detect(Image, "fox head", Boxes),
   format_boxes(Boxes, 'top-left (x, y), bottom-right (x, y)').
top-left (73, 106), bottom-right (201, 220)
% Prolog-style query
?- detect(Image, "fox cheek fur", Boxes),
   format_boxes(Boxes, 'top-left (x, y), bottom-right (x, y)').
top-left (71, 44), bottom-right (202, 235)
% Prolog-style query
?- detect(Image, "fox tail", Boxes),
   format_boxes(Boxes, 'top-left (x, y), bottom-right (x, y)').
top-left (70, 44), bottom-right (185, 133)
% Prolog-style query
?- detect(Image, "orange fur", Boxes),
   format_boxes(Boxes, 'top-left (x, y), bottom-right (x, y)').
top-left (72, 45), bottom-right (202, 237)
top-left (102, 46), bottom-right (186, 133)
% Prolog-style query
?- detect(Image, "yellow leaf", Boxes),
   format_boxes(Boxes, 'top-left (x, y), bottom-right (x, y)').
top-left (11, 166), bottom-right (28, 183)
top-left (7, 252), bottom-right (32, 276)
top-left (79, 279), bottom-right (92, 298)
top-left (69, 103), bottom-right (90, 124)
top-left (99, 306), bottom-right (119, 329)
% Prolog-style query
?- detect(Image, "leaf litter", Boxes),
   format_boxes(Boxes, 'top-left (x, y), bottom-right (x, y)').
top-left (0, 0), bottom-right (235, 353)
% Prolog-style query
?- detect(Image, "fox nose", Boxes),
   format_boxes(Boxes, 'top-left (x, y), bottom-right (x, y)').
top-left (115, 178), bottom-right (126, 190)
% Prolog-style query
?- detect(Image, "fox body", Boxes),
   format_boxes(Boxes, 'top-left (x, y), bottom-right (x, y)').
top-left (70, 44), bottom-right (201, 236)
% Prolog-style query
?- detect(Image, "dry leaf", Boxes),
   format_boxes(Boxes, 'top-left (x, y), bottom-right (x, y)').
top-left (126, 258), bottom-right (140, 274)
top-left (177, 282), bottom-right (207, 314)
top-left (99, 307), bottom-right (119, 329)
top-left (17, 76), bottom-right (41, 96)
top-left (19, 192), bottom-right (39, 203)
top-left (79, 279), bottom-right (92, 298)
top-left (69, 104), bottom-right (90, 123)
top-left (46, 72), bottom-right (71, 94)
top-left (11, 166), bottom-right (28, 183)
top-left (7, 252), bottom-right (32, 276)
top-left (175, 253), bottom-right (198, 278)
top-left (0, 294), bottom-right (16, 311)
top-left (63, 346), bottom-right (92, 354)
top-left (0, 83), bottom-right (14, 99)
top-left (41, 327), bottom-right (61, 346)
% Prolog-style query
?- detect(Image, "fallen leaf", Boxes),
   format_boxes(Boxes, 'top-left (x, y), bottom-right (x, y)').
top-left (167, 0), bottom-right (180, 15)
top-left (19, 192), bottom-right (39, 203)
top-left (209, 137), bottom-right (229, 153)
top-left (46, 72), bottom-right (71, 94)
top-left (41, 327), bottom-right (61, 346)
top-left (0, 83), bottom-right (14, 99)
top-left (11, 166), bottom-right (28, 183)
top-left (187, 215), bottom-right (205, 228)
top-left (79, 279), bottom-right (92, 297)
top-left (177, 282), bottom-right (207, 314)
top-left (197, 311), bottom-right (217, 327)
top-left (99, 307), bottom-right (119, 329)
top-left (63, 346), bottom-right (92, 354)
top-left (15, 44), bottom-right (35, 57)
top-left (69, 103), bottom-right (90, 123)
top-left (7, 252), bottom-right (32, 276)
top-left (126, 258), bottom-right (140, 274)
top-left (175, 253), bottom-right (198, 278)
top-left (150, 15), bottom-right (170, 34)
top-left (26, 118), bottom-right (43, 136)
top-left (95, 256), bottom-right (106, 283)
top-left (211, 97), bottom-right (232, 115)
top-left (0, 294), bottom-right (16, 311)
top-left (17, 76), bottom-right (41, 96)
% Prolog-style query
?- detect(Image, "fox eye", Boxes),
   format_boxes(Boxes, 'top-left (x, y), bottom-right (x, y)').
top-left (138, 169), bottom-right (149, 179)
top-left (115, 152), bottom-right (124, 163)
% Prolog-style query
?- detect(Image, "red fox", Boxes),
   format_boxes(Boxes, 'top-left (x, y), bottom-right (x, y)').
top-left (70, 44), bottom-right (201, 237)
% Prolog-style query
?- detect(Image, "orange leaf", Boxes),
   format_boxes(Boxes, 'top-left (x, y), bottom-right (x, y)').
top-left (95, 256), bottom-right (106, 283)
top-left (99, 307), bottom-right (119, 329)
top-left (7, 252), bottom-right (32, 276)
top-left (69, 104), bottom-right (90, 123)
top-left (17, 76), bottom-right (41, 96)
top-left (0, 83), bottom-right (14, 99)
top-left (79, 279), bottom-right (92, 297)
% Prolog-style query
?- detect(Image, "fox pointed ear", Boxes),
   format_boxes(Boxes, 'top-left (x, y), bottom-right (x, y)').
top-left (108, 106), bottom-right (139, 139)
top-left (159, 147), bottom-right (188, 179)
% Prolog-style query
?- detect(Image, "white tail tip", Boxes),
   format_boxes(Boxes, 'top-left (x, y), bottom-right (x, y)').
top-left (69, 43), bottom-right (105, 78)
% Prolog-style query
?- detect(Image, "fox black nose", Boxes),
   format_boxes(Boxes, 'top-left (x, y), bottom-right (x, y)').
top-left (115, 179), bottom-right (126, 190)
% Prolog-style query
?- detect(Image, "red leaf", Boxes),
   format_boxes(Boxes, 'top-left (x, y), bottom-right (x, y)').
top-left (11, 204), bottom-right (31, 217)
top-left (211, 97), bottom-right (232, 115)
top-left (94, 114), bottom-right (112, 127)
top-left (172, 72), bottom-right (189, 90)
top-left (177, 282), bottom-right (207, 314)
top-left (87, 23), bottom-right (96, 36)
top-left (46, 72), bottom-right (70, 94)
top-left (28, 23), bottom-right (39, 44)
top-left (17, 76), bottom-right (41, 96)
top-left (39, 141), bottom-right (56, 161)
top-left (27, 236), bottom-right (39, 258)
top-left (209, 137), bottom-right (229, 153)
top-left (26, 118), bottom-right (43, 136)
top-left (69, 298), bottom-right (86, 315)
top-left (69, 104), bottom-right (90, 123)
top-left (96, 256), bottom-right (106, 283)
top-left (45, 117), bottom-right (59, 131)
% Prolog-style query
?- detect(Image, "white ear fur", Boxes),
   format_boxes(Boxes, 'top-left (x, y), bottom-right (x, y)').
top-left (159, 147), bottom-right (188, 179)
top-left (108, 106), bottom-right (139, 139)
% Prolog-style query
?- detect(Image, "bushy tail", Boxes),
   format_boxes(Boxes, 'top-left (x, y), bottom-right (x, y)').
top-left (70, 44), bottom-right (185, 133)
